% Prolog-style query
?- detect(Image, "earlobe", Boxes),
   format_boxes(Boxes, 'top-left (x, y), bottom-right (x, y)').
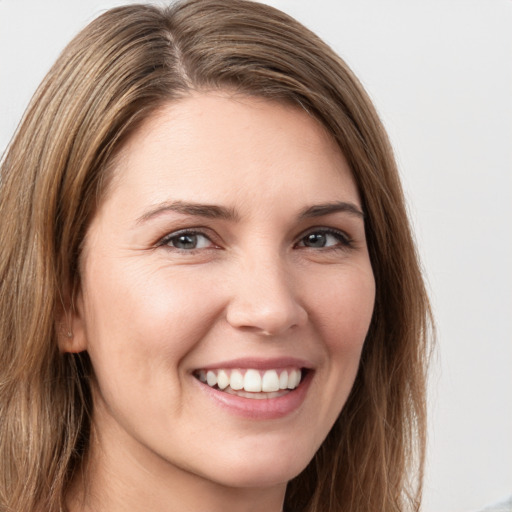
top-left (56, 291), bottom-right (88, 354)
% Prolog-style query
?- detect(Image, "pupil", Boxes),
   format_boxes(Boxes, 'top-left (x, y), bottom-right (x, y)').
top-left (306, 233), bottom-right (326, 247)
top-left (176, 234), bottom-right (196, 249)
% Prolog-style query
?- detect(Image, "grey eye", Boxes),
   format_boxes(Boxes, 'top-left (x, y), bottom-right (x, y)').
top-left (298, 230), bottom-right (349, 248)
top-left (303, 232), bottom-right (328, 248)
top-left (166, 232), bottom-right (212, 250)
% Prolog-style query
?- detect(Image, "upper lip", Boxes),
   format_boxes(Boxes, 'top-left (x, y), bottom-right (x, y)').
top-left (194, 357), bottom-right (314, 372)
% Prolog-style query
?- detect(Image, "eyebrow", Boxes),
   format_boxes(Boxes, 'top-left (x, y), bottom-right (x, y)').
top-left (136, 200), bottom-right (239, 224)
top-left (136, 199), bottom-right (364, 225)
top-left (298, 201), bottom-right (365, 220)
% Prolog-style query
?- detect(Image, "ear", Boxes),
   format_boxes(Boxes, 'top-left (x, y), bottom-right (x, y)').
top-left (56, 286), bottom-right (88, 354)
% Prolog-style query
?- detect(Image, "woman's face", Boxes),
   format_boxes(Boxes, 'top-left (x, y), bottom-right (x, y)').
top-left (70, 93), bottom-right (375, 492)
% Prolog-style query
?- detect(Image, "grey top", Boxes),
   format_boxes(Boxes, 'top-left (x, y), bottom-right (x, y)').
top-left (477, 496), bottom-right (512, 512)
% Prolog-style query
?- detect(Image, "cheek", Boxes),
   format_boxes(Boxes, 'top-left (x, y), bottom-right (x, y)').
top-left (294, 264), bottom-right (374, 446)
top-left (309, 265), bottom-right (375, 353)
top-left (80, 260), bottom-right (225, 386)
top-left (80, 261), bottom-right (230, 436)
top-left (310, 265), bottom-right (374, 400)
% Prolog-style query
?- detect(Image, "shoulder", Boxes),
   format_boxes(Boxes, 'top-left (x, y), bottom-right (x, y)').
top-left (477, 496), bottom-right (512, 512)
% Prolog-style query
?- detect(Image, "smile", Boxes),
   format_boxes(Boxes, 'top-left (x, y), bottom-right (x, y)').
top-left (194, 368), bottom-right (303, 399)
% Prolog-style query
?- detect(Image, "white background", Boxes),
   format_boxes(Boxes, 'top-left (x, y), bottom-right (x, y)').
top-left (1, 1), bottom-right (511, 511)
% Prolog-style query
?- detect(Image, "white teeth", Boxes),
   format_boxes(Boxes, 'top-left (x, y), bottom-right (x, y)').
top-left (230, 370), bottom-right (244, 390)
top-left (261, 369), bottom-right (280, 392)
top-left (217, 370), bottom-right (229, 390)
top-left (197, 367), bottom-right (304, 394)
top-left (288, 369), bottom-right (301, 389)
top-left (244, 369), bottom-right (262, 392)
top-left (287, 369), bottom-right (295, 389)
top-left (279, 370), bottom-right (288, 390)
top-left (206, 370), bottom-right (217, 387)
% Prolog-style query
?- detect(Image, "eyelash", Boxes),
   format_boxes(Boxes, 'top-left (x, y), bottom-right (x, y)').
top-left (158, 229), bottom-right (216, 252)
top-left (157, 227), bottom-right (353, 253)
top-left (295, 227), bottom-right (353, 250)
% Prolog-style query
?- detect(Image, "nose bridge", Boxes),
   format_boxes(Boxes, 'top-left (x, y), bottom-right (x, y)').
top-left (225, 245), bottom-right (307, 335)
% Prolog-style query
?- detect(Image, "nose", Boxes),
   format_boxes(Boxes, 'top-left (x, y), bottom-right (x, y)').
top-left (225, 256), bottom-right (308, 336)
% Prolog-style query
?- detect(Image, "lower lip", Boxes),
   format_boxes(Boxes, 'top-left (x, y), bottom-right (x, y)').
top-left (195, 371), bottom-right (313, 420)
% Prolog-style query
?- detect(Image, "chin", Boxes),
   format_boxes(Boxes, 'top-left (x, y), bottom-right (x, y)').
top-left (202, 445), bottom-right (313, 489)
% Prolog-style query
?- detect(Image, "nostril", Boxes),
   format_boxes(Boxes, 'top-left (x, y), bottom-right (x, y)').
top-left (225, 300), bottom-right (308, 336)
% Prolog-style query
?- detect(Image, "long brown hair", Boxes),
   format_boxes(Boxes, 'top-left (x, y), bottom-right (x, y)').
top-left (0, 1), bottom-right (432, 511)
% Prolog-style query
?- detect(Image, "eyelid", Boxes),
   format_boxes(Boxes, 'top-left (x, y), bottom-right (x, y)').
top-left (295, 226), bottom-right (353, 248)
top-left (156, 227), bottom-right (218, 249)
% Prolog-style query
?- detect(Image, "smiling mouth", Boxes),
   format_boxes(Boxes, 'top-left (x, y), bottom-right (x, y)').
top-left (193, 367), bottom-right (304, 400)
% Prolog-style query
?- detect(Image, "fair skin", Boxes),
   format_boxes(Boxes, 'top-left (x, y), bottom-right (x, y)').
top-left (63, 92), bottom-right (375, 512)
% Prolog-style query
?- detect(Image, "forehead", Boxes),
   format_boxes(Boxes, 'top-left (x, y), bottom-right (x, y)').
top-left (102, 92), bottom-right (360, 216)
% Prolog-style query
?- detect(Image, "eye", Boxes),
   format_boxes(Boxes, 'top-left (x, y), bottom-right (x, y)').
top-left (160, 230), bottom-right (215, 250)
top-left (296, 228), bottom-right (352, 249)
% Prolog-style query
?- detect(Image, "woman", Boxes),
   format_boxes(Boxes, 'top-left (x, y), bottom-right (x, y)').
top-left (0, 1), bottom-right (432, 511)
